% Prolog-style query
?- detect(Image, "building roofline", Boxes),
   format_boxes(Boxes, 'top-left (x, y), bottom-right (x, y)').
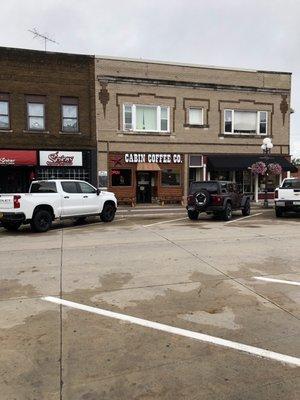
top-left (95, 54), bottom-right (292, 75)
top-left (0, 45), bottom-right (94, 59)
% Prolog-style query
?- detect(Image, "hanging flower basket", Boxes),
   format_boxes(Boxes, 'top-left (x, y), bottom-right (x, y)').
top-left (251, 161), bottom-right (267, 175)
top-left (268, 163), bottom-right (282, 175)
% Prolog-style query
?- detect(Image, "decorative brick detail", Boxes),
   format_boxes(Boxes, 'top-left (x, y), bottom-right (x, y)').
top-left (99, 81), bottom-right (110, 117)
top-left (280, 94), bottom-right (289, 126)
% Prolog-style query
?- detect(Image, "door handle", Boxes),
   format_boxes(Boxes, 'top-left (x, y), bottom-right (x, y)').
top-left (83, 196), bottom-right (88, 198)
top-left (64, 196), bottom-right (69, 199)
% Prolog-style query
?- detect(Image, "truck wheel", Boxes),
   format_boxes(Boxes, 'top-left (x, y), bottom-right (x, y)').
top-left (242, 199), bottom-right (251, 216)
top-left (100, 203), bottom-right (116, 222)
top-left (222, 203), bottom-right (232, 221)
top-left (188, 210), bottom-right (199, 220)
top-left (275, 207), bottom-right (284, 218)
top-left (2, 221), bottom-right (22, 232)
top-left (31, 210), bottom-right (52, 232)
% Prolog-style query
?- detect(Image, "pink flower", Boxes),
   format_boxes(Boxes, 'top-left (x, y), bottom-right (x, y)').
top-left (251, 161), bottom-right (267, 175)
top-left (268, 163), bottom-right (282, 175)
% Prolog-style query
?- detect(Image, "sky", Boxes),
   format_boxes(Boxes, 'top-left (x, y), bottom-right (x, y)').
top-left (1, 0), bottom-right (300, 158)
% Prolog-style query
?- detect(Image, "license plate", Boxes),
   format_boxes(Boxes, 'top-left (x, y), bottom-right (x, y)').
top-left (294, 201), bottom-right (300, 205)
top-left (276, 201), bottom-right (285, 206)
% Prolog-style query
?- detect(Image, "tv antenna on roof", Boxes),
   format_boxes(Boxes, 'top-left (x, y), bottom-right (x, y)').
top-left (28, 28), bottom-right (59, 51)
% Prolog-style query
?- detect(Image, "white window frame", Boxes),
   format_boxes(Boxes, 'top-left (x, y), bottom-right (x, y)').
top-left (224, 109), bottom-right (268, 136)
top-left (123, 104), bottom-right (170, 133)
top-left (188, 107), bottom-right (203, 125)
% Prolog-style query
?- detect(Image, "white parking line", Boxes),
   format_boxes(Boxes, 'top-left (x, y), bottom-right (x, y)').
top-left (225, 213), bottom-right (263, 224)
top-left (143, 217), bottom-right (188, 227)
top-left (254, 276), bottom-right (300, 287)
top-left (43, 296), bottom-right (300, 367)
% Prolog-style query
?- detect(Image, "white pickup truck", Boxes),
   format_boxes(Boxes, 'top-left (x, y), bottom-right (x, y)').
top-left (0, 180), bottom-right (117, 232)
top-left (275, 178), bottom-right (300, 217)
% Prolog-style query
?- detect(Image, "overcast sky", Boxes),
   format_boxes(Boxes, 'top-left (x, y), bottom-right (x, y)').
top-left (1, 0), bottom-right (300, 157)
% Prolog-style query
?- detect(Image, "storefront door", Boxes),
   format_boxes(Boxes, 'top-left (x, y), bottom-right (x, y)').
top-left (136, 172), bottom-right (152, 203)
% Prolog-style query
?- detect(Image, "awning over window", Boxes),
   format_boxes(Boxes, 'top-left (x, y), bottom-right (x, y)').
top-left (207, 155), bottom-right (297, 172)
top-left (0, 150), bottom-right (37, 166)
top-left (137, 163), bottom-right (161, 171)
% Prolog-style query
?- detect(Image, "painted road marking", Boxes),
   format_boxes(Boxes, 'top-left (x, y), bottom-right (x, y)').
top-left (143, 217), bottom-right (188, 227)
top-left (43, 296), bottom-right (300, 367)
top-left (225, 213), bottom-right (263, 224)
top-left (254, 276), bottom-right (300, 287)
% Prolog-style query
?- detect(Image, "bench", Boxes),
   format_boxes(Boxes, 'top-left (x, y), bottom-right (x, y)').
top-left (160, 196), bottom-right (184, 206)
top-left (118, 197), bottom-right (136, 207)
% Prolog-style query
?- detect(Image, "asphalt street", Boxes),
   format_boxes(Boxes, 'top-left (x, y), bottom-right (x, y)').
top-left (0, 208), bottom-right (299, 400)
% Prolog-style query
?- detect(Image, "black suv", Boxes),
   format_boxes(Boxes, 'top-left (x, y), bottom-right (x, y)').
top-left (187, 181), bottom-right (251, 221)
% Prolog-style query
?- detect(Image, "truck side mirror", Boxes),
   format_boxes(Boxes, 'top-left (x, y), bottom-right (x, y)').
top-left (96, 188), bottom-right (101, 196)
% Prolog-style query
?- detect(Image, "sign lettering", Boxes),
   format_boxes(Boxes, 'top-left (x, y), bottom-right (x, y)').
top-left (124, 153), bottom-right (182, 164)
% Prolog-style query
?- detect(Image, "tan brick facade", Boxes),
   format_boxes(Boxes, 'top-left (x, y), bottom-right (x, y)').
top-left (95, 57), bottom-right (293, 204)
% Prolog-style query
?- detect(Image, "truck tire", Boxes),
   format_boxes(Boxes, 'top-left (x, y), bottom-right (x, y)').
top-left (188, 210), bottom-right (199, 220)
top-left (222, 202), bottom-right (232, 221)
top-left (2, 221), bottom-right (22, 232)
top-left (100, 203), bottom-right (116, 222)
top-left (242, 199), bottom-right (251, 216)
top-left (30, 210), bottom-right (52, 232)
top-left (275, 207), bottom-right (284, 218)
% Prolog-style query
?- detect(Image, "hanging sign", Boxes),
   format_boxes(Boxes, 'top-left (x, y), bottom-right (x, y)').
top-left (39, 151), bottom-right (83, 167)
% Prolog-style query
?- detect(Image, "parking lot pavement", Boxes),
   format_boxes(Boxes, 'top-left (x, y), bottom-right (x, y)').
top-left (0, 209), bottom-right (300, 399)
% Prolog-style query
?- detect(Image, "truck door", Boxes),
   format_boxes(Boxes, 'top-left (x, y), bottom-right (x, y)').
top-left (60, 181), bottom-right (83, 216)
top-left (77, 181), bottom-right (100, 214)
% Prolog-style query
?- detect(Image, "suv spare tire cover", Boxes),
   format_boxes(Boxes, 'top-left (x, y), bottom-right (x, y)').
top-left (195, 189), bottom-right (210, 208)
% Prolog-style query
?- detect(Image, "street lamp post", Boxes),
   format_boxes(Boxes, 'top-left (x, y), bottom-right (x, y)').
top-left (261, 138), bottom-right (273, 208)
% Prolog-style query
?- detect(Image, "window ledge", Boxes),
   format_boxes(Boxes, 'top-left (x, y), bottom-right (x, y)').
top-left (219, 133), bottom-right (269, 139)
top-left (120, 131), bottom-right (171, 137)
top-left (59, 131), bottom-right (82, 135)
top-left (23, 130), bottom-right (50, 134)
top-left (184, 124), bottom-right (209, 129)
top-left (0, 129), bottom-right (13, 133)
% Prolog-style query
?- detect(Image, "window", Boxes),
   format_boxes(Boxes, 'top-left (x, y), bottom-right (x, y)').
top-left (161, 169), bottom-right (181, 186)
top-left (30, 181), bottom-right (57, 193)
top-left (281, 179), bottom-right (300, 189)
top-left (189, 182), bottom-right (218, 195)
top-left (111, 169), bottom-right (132, 186)
top-left (224, 110), bottom-right (268, 135)
top-left (27, 99), bottom-right (45, 131)
top-left (123, 105), bottom-right (169, 133)
top-left (189, 108), bottom-right (203, 125)
top-left (189, 155), bottom-right (203, 168)
top-left (61, 98), bottom-right (79, 132)
top-left (0, 96), bottom-right (9, 130)
top-left (61, 181), bottom-right (79, 193)
top-left (78, 181), bottom-right (96, 193)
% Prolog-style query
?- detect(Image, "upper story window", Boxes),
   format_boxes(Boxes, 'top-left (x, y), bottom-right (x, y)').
top-left (188, 108), bottom-right (203, 125)
top-left (26, 96), bottom-right (46, 131)
top-left (61, 97), bottom-right (79, 133)
top-left (123, 104), bottom-right (170, 133)
top-left (224, 110), bottom-right (268, 135)
top-left (0, 94), bottom-right (9, 130)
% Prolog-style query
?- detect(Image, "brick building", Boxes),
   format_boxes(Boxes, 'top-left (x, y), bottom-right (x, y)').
top-left (95, 56), bottom-right (296, 204)
top-left (0, 47), bottom-right (97, 193)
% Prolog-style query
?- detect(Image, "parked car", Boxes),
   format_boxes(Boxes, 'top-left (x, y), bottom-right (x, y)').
top-left (0, 180), bottom-right (117, 233)
top-left (275, 178), bottom-right (300, 217)
top-left (186, 180), bottom-right (251, 221)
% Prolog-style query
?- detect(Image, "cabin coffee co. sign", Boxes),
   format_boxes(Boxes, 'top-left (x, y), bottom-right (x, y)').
top-left (124, 153), bottom-right (183, 164)
top-left (39, 151), bottom-right (83, 167)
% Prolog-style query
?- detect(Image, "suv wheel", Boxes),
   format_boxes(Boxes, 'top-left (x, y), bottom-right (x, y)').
top-left (222, 202), bottom-right (232, 221)
top-left (275, 207), bottom-right (284, 218)
top-left (188, 210), bottom-right (199, 220)
top-left (31, 210), bottom-right (52, 232)
top-left (242, 199), bottom-right (251, 216)
top-left (2, 221), bottom-right (22, 232)
top-left (100, 203), bottom-right (116, 222)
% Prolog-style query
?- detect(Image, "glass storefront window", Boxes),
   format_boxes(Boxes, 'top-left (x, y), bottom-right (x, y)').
top-left (111, 169), bottom-right (132, 186)
top-left (258, 174), bottom-right (280, 192)
top-left (161, 169), bottom-right (181, 186)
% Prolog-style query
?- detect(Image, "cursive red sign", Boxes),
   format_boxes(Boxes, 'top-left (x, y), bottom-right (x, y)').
top-left (46, 151), bottom-right (75, 166)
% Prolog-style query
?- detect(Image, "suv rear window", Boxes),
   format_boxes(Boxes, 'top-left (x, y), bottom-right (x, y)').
top-left (189, 182), bottom-right (219, 194)
top-left (281, 179), bottom-right (300, 189)
top-left (30, 182), bottom-right (57, 193)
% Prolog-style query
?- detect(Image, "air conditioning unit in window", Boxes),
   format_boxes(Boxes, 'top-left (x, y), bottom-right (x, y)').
top-left (124, 123), bottom-right (133, 131)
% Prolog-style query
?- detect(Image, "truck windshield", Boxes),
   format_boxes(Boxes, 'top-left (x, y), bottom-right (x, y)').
top-left (189, 182), bottom-right (219, 194)
top-left (281, 179), bottom-right (300, 189)
top-left (30, 182), bottom-right (57, 193)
